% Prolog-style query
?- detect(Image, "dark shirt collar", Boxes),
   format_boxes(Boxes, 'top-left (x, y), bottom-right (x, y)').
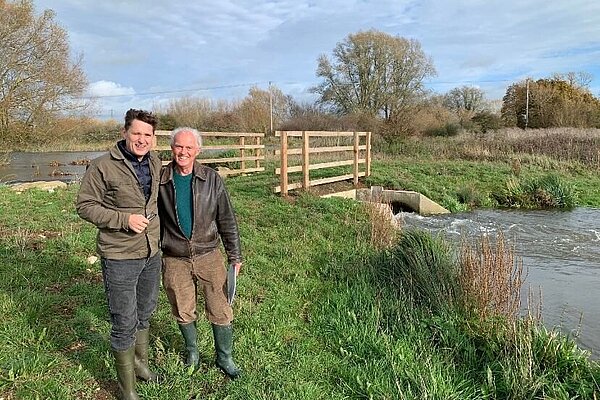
top-left (117, 139), bottom-right (149, 163)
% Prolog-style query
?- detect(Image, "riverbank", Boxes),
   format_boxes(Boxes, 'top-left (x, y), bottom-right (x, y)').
top-left (1, 169), bottom-right (599, 398)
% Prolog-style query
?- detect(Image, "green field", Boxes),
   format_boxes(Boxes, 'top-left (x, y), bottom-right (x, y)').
top-left (1, 132), bottom-right (600, 399)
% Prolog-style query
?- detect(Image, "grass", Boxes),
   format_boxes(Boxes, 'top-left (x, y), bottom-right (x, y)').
top-left (0, 171), bottom-right (599, 399)
top-left (1, 128), bottom-right (600, 398)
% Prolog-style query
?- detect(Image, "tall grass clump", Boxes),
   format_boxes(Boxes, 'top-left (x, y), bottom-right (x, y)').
top-left (361, 196), bottom-right (399, 250)
top-left (496, 173), bottom-right (577, 209)
top-left (459, 231), bottom-right (524, 322)
top-left (377, 229), bottom-right (460, 314)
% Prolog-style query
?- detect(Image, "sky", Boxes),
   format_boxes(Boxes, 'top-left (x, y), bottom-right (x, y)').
top-left (34, 0), bottom-right (600, 120)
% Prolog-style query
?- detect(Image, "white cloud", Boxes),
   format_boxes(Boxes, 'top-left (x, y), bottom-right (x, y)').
top-left (87, 81), bottom-right (136, 98)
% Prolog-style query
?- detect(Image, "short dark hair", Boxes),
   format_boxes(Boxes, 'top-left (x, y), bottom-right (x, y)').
top-left (124, 109), bottom-right (158, 132)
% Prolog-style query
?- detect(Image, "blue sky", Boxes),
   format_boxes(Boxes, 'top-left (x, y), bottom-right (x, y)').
top-left (35, 0), bottom-right (600, 120)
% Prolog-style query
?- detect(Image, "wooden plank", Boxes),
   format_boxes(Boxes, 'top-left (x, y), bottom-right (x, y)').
top-left (275, 159), bottom-right (365, 174)
top-left (218, 167), bottom-right (265, 176)
top-left (156, 130), bottom-right (264, 137)
top-left (273, 181), bottom-right (303, 193)
top-left (162, 156), bottom-right (264, 165)
top-left (197, 156), bottom-right (265, 164)
top-left (274, 130), bottom-right (368, 137)
top-left (274, 145), bottom-right (366, 155)
top-left (156, 144), bottom-right (264, 151)
top-left (311, 172), bottom-right (365, 186)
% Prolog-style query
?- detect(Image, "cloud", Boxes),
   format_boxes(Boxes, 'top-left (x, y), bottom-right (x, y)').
top-left (87, 81), bottom-right (136, 98)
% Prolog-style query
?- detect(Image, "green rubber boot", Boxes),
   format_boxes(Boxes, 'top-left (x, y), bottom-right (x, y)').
top-left (178, 322), bottom-right (200, 368)
top-left (113, 346), bottom-right (140, 400)
top-left (133, 329), bottom-right (159, 383)
top-left (212, 323), bottom-right (241, 379)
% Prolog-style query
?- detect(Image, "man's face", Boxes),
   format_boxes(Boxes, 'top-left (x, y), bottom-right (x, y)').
top-left (172, 131), bottom-right (200, 171)
top-left (122, 119), bottom-right (154, 160)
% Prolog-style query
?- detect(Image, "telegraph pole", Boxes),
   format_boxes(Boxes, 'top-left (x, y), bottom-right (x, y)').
top-left (525, 79), bottom-right (529, 129)
top-left (269, 81), bottom-right (273, 135)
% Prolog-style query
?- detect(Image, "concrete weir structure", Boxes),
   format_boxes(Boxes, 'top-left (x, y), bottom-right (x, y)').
top-left (321, 186), bottom-right (450, 215)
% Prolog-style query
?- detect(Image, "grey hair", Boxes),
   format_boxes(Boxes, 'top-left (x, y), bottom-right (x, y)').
top-left (170, 127), bottom-right (202, 148)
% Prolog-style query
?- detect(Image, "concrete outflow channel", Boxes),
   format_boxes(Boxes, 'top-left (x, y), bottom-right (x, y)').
top-left (322, 186), bottom-right (450, 216)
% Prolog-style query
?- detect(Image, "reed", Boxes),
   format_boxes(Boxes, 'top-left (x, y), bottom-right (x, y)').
top-left (459, 231), bottom-right (524, 322)
top-left (361, 194), bottom-right (399, 250)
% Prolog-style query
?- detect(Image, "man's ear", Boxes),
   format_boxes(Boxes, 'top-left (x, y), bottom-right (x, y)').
top-left (121, 127), bottom-right (127, 139)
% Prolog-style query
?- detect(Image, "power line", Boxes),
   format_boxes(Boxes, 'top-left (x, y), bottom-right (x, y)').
top-left (80, 81), bottom-right (270, 99)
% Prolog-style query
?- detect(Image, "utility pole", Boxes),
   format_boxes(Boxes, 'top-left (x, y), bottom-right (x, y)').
top-left (525, 78), bottom-right (529, 130)
top-left (269, 81), bottom-right (273, 135)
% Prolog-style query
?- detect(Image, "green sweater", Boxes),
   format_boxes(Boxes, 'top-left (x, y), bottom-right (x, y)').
top-left (173, 171), bottom-right (193, 239)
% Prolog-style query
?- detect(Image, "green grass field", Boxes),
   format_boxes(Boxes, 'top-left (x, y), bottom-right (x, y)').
top-left (1, 132), bottom-right (600, 399)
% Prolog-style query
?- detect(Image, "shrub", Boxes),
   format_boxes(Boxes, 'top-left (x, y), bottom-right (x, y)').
top-left (495, 174), bottom-right (577, 209)
top-left (425, 122), bottom-right (461, 137)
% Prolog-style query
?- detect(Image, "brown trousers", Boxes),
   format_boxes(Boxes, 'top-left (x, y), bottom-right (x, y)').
top-left (162, 249), bottom-right (233, 325)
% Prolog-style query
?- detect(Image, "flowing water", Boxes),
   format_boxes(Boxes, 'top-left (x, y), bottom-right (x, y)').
top-left (0, 151), bottom-right (106, 183)
top-left (398, 208), bottom-right (600, 358)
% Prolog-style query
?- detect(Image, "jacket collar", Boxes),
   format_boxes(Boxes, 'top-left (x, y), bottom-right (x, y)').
top-left (160, 160), bottom-right (207, 184)
top-left (110, 141), bottom-right (156, 163)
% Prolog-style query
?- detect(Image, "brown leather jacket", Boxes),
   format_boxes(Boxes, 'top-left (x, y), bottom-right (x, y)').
top-left (158, 161), bottom-right (241, 263)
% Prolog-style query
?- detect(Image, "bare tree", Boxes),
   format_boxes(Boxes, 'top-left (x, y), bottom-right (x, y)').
top-left (0, 0), bottom-right (88, 137)
top-left (443, 86), bottom-right (486, 113)
top-left (312, 30), bottom-right (436, 122)
top-left (235, 85), bottom-right (292, 133)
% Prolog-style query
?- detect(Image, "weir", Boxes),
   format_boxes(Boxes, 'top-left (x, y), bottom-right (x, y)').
top-left (321, 185), bottom-right (450, 215)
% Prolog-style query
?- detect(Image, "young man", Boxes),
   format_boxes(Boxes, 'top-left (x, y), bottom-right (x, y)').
top-left (76, 109), bottom-right (161, 400)
top-left (158, 127), bottom-right (242, 379)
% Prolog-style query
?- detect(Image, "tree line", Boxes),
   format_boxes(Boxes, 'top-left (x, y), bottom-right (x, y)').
top-left (2, 0), bottom-right (600, 149)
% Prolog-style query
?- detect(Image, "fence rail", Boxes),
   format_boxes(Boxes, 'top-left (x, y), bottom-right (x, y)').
top-left (274, 130), bottom-right (371, 195)
top-left (154, 130), bottom-right (265, 176)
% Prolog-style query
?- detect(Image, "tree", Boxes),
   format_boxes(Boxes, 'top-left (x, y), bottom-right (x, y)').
top-left (443, 85), bottom-right (487, 126)
top-left (0, 0), bottom-right (88, 138)
top-left (234, 85), bottom-right (292, 133)
top-left (443, 86), bottom-right (486, 113)
top-left (501, 75), bottom-right (600, 129)
top-left (312, 30), bottom-right (436, 122)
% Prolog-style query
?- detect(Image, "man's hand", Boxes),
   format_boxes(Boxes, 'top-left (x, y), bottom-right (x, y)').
top-left (128, 214), bottom-right (150, 233)
top-left (233, 262), bottom-right (242, 277)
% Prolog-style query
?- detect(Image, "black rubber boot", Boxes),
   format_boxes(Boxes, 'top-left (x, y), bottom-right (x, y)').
top-left (212, 323), bottom-right (241, 379)
top-left (133, 329), bottom-right (159, 383)
top-left (178, 322), bottom-right (200, 368)
top-left (113, 346), bottom-right (140, 400)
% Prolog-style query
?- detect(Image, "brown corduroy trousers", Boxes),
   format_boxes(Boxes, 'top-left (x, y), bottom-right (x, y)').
top-left (162, 249), bottom-right (233, 325)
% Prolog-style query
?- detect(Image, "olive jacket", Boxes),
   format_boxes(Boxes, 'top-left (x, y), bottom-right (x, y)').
top-left (158, 161), bottom-right (242, 264)
top-left (76, 144), bottom-right (161, 260)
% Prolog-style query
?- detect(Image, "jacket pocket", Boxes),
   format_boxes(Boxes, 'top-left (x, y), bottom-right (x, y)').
top-left (106, 179), bottom-right (141, 208)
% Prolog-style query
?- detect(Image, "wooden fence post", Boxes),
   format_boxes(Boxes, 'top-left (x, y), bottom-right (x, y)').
top-left (280, 131), bottom-right (288, 195)
top-left (255, 136), bottom-right (261, 169)
top-left (366, 131), bottom-right (371, 177)
top-left (353, 131), bottom-right (359, 185)
top-left (240, 136), bottom-right (245, 171)
top-left (302, 131), bottom-right (309, 189)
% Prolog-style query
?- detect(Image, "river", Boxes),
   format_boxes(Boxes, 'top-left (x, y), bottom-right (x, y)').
top-left (398, 208), bottom-right (600, 359)
top-left (0, 151), bottom-right (106, 183)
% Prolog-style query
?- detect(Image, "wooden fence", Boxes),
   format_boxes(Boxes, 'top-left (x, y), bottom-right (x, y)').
top-left (274, 130), bottom-right (371, 195)
top-left (154, 130), bottom-right (265, 176)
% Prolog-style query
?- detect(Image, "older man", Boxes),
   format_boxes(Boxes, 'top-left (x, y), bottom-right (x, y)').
top-left (76, 109), bottom-right (161, 400)
top-left (158, 127), bottom-right (242, 379)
